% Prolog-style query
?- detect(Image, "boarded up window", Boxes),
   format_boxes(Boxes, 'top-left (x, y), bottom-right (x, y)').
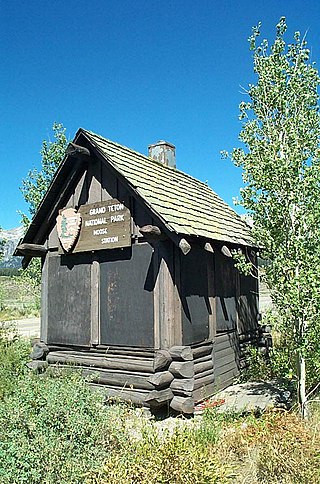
top-left (215, 251), bottom-right (238, 332)
top-left (47, 254), bottom-right (91, 346)
top-left (180, 248), bottom-right (210, 345)
top-left (100, 243), bottom-right (155, 347)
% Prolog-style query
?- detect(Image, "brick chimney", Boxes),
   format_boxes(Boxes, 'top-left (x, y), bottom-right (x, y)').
top-left (148, 141), bottom-right (176, 168)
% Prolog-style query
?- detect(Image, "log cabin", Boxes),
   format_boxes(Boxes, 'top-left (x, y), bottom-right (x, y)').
top-left (16, 128), bottom-right (259, 414)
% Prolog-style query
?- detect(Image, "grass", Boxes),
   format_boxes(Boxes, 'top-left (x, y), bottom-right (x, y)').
top-left (0, 275), bottom-right (40, 320)
top-left (0, 324), bottom-right (319, 483)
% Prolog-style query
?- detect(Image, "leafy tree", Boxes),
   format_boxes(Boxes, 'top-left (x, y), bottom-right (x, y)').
top-left (19, 123), bottom-right (68, 286)
top-left (225, 18), bottom-right (320, 416)
top-left (20, 123), bottom-right (68, 226)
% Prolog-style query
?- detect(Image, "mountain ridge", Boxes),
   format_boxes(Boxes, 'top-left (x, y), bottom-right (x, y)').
top-left (0, 226), bottom-right (24, 269)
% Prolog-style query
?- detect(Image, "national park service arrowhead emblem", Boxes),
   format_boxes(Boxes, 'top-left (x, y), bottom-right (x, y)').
top-left (56, 208), bottom-right (82, 252)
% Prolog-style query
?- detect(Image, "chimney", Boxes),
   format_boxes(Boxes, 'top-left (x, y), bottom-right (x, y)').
top-left (148, 141), bottom-right (176, 168)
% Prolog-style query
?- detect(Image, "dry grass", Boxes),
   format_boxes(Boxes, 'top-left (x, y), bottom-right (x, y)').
top-left (0, 276), bottom-right (40, 320)
top-left (217, 408), bottom-right (320, 483)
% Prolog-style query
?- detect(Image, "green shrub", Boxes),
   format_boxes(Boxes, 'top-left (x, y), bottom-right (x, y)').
top-left (89, 425), bottom-right (234, 484)
top-left (0, 369), bottom-right (128, 484)
top-left (0, 323), bottom-right (30, 399)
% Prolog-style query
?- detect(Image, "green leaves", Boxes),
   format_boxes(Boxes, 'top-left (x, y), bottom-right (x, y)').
top-left (20, 123), bottom-right (68, 225)
top-left (228, 18), bottom-right (320, 392)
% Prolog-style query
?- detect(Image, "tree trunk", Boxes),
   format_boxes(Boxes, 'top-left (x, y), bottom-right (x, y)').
top-left (298, 351), bottom-right (308, 419)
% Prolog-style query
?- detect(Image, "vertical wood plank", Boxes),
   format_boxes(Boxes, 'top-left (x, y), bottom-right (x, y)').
top-left (207, 251), bottom-right (216, 341)
top-left (173, 245), bottom-right (182, 345)
top-left (74, 170), bottom-right (88, 208)
top-left (153, 245), bottom-right (160, 349)
top-left (48, 225), bottom-right (59, 249)
top-left (158, 242), bottom-right (176, 349)
top-left (88, 160), bottom-right (102, 203)
top-left (40, 255), bottom-right (49, 343)
top-left (101, 163), bottom-right (116, 201)
top-left (91, 257), bottom-right (100, 345)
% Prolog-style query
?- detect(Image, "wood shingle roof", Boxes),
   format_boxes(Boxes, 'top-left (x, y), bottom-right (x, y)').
top-left (82, 129), bottom-right (253, 246)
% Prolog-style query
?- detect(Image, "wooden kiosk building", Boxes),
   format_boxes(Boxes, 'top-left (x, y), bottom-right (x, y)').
top-left (17, 129), bottom-right (259, 413)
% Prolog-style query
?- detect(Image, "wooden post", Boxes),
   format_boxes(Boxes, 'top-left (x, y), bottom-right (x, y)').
top-left (91, 257), bottom-right (100, 345)
top-left (40, 256), bottom-right (49, 343)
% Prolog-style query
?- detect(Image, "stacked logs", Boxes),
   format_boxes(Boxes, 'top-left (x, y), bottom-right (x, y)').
top-left (29, 342), bottom-right (215, 414)
top-left (169, 346), bottom-right (194, 414)
top-left (46, 348), bottom-right (159, 407)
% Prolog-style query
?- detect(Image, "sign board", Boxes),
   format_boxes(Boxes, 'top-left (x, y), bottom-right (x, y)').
top-left (57, 200), bottom-right (131, 253)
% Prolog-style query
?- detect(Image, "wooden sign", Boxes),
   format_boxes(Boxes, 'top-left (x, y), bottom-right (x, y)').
top-left (59, 200), bottom-right (131, 253)
top-left (56, 208), bottom-right (82, 252)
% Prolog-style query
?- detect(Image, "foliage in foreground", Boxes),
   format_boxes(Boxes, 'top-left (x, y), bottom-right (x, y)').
top-left (225, 17), bottom-right (320, 411)
top-left (0, 330), bottom-right (319, 483)
top-left (0, 369), bottom-right (127, 483)
top-left (19, 122), bottom-right (68, 287)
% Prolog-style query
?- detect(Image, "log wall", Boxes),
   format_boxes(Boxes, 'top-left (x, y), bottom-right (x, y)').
top-left (42, 343), bottom-right (217, 413)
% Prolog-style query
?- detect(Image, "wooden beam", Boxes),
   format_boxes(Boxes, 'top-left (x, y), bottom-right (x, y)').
top-left (169, 346), bottom-right (193, 361)
top-left (63, 366), bottom-right (155, 390)
top-left (148, 371), bottom-right (174, 388)
top-left (192, 344), bottom-right (213, 359)
top-left (204, 242), bottom-right (214, 253)
top-left (170, 378), bottom-right (194, 393)
top-left (169, 360), bottom-right (194, 378)
top-left (154, 349), bottom-right (172, 371)
top-left (89, 384), bottom-right (149, 406)
top-left (47, 352), bottom-right (154, 373)
top-left (221, 245), bottom-right (232, 258)
top-left (179, 238), bottom-right (191, 255)
top-left (139, 225), bottom-right (167, 240)
top-left (15, 243), bottom-right (48, 257)
top-left (145, 388), bottom-right (174, 407)
top-left (66, 142), bottom-right (91, 158)
top-left (170, 396), bottom-right (194, 414)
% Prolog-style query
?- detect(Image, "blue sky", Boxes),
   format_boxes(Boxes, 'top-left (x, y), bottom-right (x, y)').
top-left (1, 0), bottom-right (320, 229)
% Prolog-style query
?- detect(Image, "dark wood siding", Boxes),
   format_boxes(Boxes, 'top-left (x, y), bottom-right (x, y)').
top-left (100, 243), bottom-right (155, 347)
top-left (238, 269), bottom-right (259, 334)
top-left (180, 248), bottom-right (210, 345)
top-left (214, 331), bottom-right (240, 391)
top-left (47, 253), bottom-right (91, 346)
top-left (215, 251), bottom-right (238, 332)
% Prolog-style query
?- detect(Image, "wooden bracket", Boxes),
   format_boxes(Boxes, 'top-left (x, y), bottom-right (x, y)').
top-left (66, 142), bottom-right (91, 158)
